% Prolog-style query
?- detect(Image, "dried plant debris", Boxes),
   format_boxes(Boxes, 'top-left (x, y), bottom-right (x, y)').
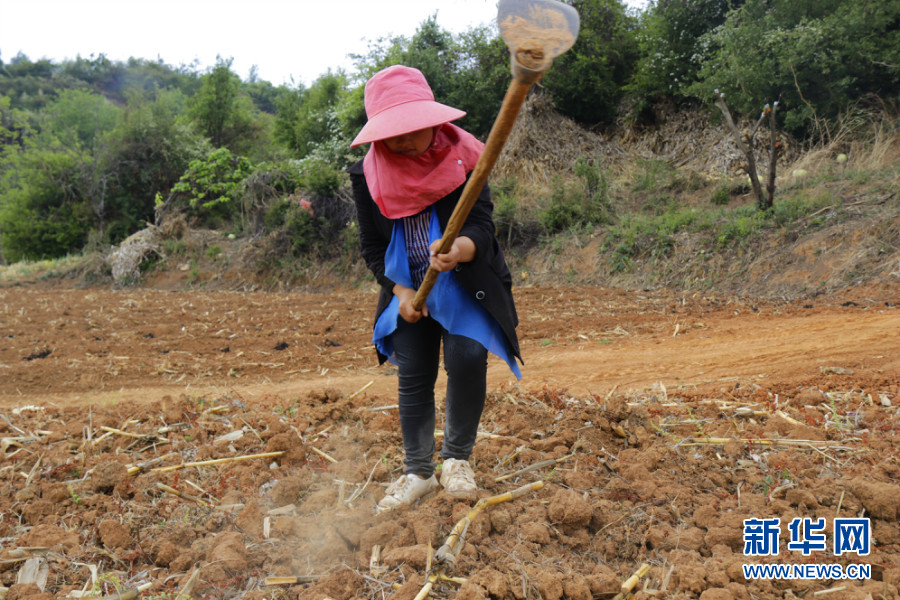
top-left (0, 381), bottom-right (896, 600)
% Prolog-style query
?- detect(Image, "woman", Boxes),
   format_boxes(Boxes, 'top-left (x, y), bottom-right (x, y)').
top-left (349, 65), bottom-right (521, 512)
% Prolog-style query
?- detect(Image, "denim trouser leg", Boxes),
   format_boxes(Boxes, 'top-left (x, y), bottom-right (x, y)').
top-left (392, 317), bottom-right (488, 477)
top-left (393, 317), bottom-right (441, 477)
top-left (441, 330), bottom-right (487, 461)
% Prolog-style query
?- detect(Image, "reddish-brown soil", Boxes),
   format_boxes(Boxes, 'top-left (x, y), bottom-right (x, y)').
top-left (0, 282), bottom-right (897, 600)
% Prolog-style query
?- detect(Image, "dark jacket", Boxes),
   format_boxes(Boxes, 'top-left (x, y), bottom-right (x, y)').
top-left (349, 159), bottom-right (521, 365)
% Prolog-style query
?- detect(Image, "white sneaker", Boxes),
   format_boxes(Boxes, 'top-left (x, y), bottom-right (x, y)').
top-left (376, 474), bottom-right (438, 513)
top-left (440, 458), bottom-right (477, 500)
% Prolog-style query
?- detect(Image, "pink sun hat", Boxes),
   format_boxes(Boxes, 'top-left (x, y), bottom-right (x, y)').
top-left (350, 65), bottom-right (466, 147)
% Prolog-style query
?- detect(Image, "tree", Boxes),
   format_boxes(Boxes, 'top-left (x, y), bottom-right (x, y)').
top-left (688, 0), bottom-right (900, 137)
top-left (110, 88), bottom-right (211, 240)
top-left (627, 0), bottom-right (738, 104)
top-left (188, 57), bottom-right (267, 156)
top-left (275, 70), bottom-right (348, 158)
top-left (540, 0), bottom-right (640, 125)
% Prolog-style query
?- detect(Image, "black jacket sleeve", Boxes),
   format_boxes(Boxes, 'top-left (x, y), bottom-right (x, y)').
top-left (349, 161), bottom-right (395, 292)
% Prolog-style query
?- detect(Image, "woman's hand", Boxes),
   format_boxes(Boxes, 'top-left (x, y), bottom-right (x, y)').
top-left (429, 236), bottom-right (475, 272)
top-left (394, 284), bottom-right (428, 323)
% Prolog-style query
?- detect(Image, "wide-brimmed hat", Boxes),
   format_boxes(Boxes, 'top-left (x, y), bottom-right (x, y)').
top-left (350, 65), bottom-right (466, 147)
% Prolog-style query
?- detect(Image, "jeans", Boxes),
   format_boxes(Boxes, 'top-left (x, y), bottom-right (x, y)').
top-left (391, 316), bottom-right (488, 477)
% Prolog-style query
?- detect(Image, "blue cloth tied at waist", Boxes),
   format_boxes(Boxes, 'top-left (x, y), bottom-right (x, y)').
top-left (373, 207), bottom-right (522, 379)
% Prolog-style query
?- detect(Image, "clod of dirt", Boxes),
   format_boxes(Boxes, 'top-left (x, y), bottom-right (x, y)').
top-left (20, 524), bottom-right (80, 556)
top-left (468, 568), bottom-right (509, 599)
top-left (205, 531), bottom-right (249, 582)
top-left (382, 544), bottom-right (430, 570)
top-left (264, 432), bottom-right (306, 465)
top-left (235, 500), bottom-right (264, 537)
top-left (547, 487), bottom-right (592, 532)
top-left (23, 348), bottom-right (51, 361)
top-left (296, 567), bottom-right (365, 600)
top-left (849, 478), bottom-right (900, 520)
top-left (90, 459), bottom-right (127, 494)
top-left (98, 519), bottom-right (133, 549)
top-left (699, 589), bottom-right (736, 600)
top-left (5, 583), bottom-right (54, 600)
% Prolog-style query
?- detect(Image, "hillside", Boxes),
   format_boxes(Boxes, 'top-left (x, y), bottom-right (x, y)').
top-left (5, 93), bottom-right (892, 303)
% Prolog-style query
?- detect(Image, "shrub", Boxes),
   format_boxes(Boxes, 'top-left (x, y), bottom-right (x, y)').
top-left (298, 157), bottom-right (345, 196)
top-left (632, 158), bottom-right (677, 192)
top-left (538, 159), bottom-right (612, 235)
top-left (157, 147), bottom-right (254, 228)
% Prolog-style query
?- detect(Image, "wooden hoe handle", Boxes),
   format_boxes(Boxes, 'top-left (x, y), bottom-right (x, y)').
top-left (411, 78), bottom-right (532, 311)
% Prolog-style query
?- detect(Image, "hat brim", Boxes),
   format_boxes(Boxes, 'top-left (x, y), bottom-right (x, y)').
top-left (351, 99), bottom-right (466, 147)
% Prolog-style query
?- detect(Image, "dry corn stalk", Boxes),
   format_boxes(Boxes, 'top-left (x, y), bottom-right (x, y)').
top-left (612, 563), bottom-right (650, 599)
top-left (156, 483), bottom-right (213, 508)
top-left (264, 575), bottom-right (322, 586)
top-left (413, 480), bottom-right (544, 600)
top-left (681, 437), bottom-right (853, 449)
top-left (310, 447), bottom-right (337, 464)
top-left (494, 453), bottom-right (574, 482)
top-left (151, 451), bottom-right (284, 473)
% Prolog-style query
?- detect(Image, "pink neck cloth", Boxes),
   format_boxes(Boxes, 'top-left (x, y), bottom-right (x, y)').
top-left (363, 123), bottom-right (484, 219)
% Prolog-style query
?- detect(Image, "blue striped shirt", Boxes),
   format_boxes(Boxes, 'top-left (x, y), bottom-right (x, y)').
top-left (402, 210), bottom-right (432, 289)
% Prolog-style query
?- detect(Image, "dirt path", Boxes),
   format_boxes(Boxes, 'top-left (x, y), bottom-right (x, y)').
top-left (1, 284), bottom-right (897, 407)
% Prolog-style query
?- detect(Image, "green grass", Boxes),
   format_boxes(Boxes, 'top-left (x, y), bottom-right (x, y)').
top-left (0, 254), bottom-right (86, 283)
top-left (601, 187), bottom-right (844, 272)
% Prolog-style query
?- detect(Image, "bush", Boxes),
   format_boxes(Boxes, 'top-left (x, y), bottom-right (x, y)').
top-left (0, 148), bottom-right (93, 262)
top-left (263, 196), bottom-right (320, 255)
top-left (538, 159), bottom-right (612, 235)
top-left (710, 183), bottom-right (731, 205)
top-left (632, 158), bottom-right (677, 192)
top-left (157, 147), bottom-right (254, 228)
top-left (298, 157), bottom-right (345, 196)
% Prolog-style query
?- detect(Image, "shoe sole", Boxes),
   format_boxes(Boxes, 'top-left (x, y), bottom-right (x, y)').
top-left (443, 486), bottom-right (477, 500)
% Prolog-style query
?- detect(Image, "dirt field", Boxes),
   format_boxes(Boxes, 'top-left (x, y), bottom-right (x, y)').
top-left (0, 282), bottom-right (898, 600)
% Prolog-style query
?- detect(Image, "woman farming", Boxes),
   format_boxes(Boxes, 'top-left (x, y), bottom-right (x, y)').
top-left (349, 65), bottom-right (522, 512)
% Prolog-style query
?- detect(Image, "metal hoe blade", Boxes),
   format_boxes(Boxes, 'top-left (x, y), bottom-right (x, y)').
top-left (498, 0), bottom-right (580, 81)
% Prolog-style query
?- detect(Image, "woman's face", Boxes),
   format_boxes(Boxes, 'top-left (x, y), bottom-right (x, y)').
top-left (382, 127), bottom-right (435, 157)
